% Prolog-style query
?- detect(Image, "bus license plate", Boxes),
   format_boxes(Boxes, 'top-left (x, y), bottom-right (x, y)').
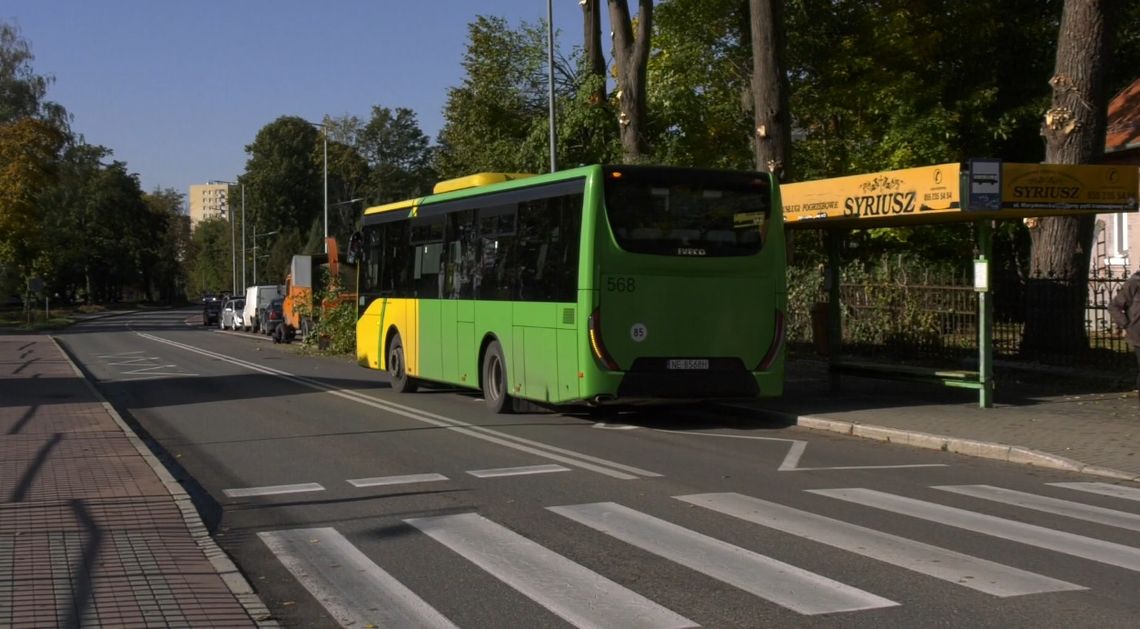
top-left (667, 359), bottom-right (709, 370)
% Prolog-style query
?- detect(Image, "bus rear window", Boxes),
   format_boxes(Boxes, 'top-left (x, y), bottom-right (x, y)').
top-left (603, 167), bottom-right (770, 257)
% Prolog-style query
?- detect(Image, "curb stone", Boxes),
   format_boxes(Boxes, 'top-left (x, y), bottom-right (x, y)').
top-left (775, 410), bottom-right (1140, 483)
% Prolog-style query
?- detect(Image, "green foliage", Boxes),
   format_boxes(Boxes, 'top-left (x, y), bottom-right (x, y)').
top-left (435, 15), bottom-right (564, 176)
top-left (298, 268), bottom-right (356, 355)
top-left (787, 255), bottom-right (967, 355)
top-left (786, 0), bottom-right (1065, 179)
top-left (648, 0), bottom-right (753, 169)
top-left (187, 217), bottom-right (232, 297)
top-left (142, 187), bottom-right (190, 303)
top-left (0, 23), bottom-right (68, 131)
top-left (0, 118), bottom-right (64, 273)
top-left (554, 70), bottom-right (621, 167)
top-left (242, 116), bottom-right (323, 238)
top-left (262, 228), bottom-right (304, 286)
top-left (357, 106), bottom-right (436, 202)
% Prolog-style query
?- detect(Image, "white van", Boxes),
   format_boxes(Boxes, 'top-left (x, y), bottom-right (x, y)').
top-left (242, 285), bottom-right (285, 332)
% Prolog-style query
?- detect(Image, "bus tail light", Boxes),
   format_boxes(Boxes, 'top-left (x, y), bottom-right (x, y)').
top-left (587, 308), bottom-right (620, 370)
top-left (756, 309), bottom-right (785, 371)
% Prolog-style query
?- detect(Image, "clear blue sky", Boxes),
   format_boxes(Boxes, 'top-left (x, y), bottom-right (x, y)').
top-left (3, 1), bottom-right (601, 207)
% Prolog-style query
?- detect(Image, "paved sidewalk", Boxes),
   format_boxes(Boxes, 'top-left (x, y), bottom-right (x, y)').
top-left (745, 358), bottom-right (1140, 482)
top-left (0, 333), bottom-right (271, 628)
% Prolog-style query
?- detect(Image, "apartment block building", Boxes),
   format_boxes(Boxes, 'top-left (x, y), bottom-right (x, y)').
top-left (188, 182), bottom-right (232, 230)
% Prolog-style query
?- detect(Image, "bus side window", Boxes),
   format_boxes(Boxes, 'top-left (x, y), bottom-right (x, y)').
top-left (445, 210), bottom-right (477, 299)
top-left (380, 222), bottom-right (411, 296)
top-left (477, 204), bottom-right (517, 300)
top-left (409, 216), bottom-right (444, 298)
top-left (363, 225), bottom-right (381, 294)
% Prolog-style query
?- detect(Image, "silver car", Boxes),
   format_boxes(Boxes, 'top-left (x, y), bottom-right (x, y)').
top-left (220, 298), bottom-right (246, 331)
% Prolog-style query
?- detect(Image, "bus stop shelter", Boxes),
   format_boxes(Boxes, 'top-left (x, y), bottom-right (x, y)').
top-left (781, 159), bottom-right (1139, 408)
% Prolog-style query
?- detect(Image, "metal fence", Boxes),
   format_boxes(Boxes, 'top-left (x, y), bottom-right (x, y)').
top-left (787, 270), bottom-right (1133, 372)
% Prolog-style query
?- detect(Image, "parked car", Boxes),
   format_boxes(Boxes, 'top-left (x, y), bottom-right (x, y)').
top-left (261, 298), bottom-right (284, 336)
top-left (220, 298), bottom-right (245, 330)
top-left (202, 298), bottom-right (222, 326)
top-left (243, 285), bottom-right (285, 333)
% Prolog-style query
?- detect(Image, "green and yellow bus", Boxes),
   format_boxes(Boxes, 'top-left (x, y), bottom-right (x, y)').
top-left (355, 164), bottom-right (785, 412)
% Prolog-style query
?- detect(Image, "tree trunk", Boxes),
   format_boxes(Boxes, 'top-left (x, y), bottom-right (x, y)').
top-left (607, 0), bottom-right (653, 163)
top-left (1023, 0), bottom-right (1115, 357)
top-left (749, 0), bottom-right (792, 181)
top-left (582, 0), bottom-right (606, 105)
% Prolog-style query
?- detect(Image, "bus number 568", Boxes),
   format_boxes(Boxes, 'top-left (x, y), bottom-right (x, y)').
top-left (606, 277), bottom-right (636, 293)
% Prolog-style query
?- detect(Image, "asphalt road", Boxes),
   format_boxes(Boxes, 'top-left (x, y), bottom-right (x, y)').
top-left (56, 309), bottom-right (1140, 628)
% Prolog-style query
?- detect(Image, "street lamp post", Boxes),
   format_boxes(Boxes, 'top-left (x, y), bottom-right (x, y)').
top-left (305, 120), bottom-right (330, 253)
top-left (546, 0), bottom-right (557, 172)
top-left (214, 180), bottom-right (239, 295)
top-left (240, 184), bottom-right (246, 292)
top-left (253, 229), bottom-right (278, 286)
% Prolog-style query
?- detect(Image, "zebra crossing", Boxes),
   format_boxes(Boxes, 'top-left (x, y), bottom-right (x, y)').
top-left (259, 481), bottom-right (1140, 627)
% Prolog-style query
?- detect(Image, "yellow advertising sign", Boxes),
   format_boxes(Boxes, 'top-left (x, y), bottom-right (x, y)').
top-left (782, 161), bottom-right (1139, 228)
top-left (1000, 163), bottom-right (1138, 212)
top-left (783, 163), bottom-right (961, 225)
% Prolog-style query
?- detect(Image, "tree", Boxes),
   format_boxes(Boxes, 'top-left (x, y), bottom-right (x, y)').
top-left (436, 16), bottom-right (558, 176)
top-left (647, 0), bottom-right (753, 169)
top-left (750, 0), bottom-right (792, 179)
top-left (187, 217), bottom-right (232, 297)
top-left (142, 187), bottom-right (189, 303)
top-left (242, 116), bottom-right (323, 247)
top-left (0, 118), bottom-right (65, 290)
top-left (0, 22), bottom-right (68, 130)
top-left (1023, 0), bottom-right (1118, 353)
top-left (357, 106), bottom-right (435, 202)
top-left (582, 0), bottom-right (607, 105)
top-left (79, 161), bottom-right (151, 303)
top-left (608, 0), bottom-right (654, 162)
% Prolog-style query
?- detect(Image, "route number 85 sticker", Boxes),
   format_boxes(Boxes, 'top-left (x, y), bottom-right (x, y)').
top-left (630, 323), bottom-right (647, 342)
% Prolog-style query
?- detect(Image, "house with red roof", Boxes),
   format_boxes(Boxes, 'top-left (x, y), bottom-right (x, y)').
top-left (1095, 78), bottom-right (1140, 275)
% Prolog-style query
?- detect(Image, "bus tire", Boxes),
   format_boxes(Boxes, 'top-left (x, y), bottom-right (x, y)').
top-left (388, 333), bottom-right (418, 393)
top-left (482, 340), bottom-right (513, 414)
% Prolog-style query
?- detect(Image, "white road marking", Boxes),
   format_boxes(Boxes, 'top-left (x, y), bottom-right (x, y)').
top-left (136, 332), bottom-right (660, 480)
top-left (406, 512), bottom-right (696, 629)
top-left (223, 482), bottom-right (325, 498)
top-left (108, 356), bottom-right (162, 365)
top-left (935, 485), bottom-right (1140, 532)
top-left (347, 473), bottom-right (449, 488)
top-left (549, 501), bottom-right (897, 615)
top-left (259, 527), bottom-right (458, 629)
top-left (812, 488), bottom-right (1140, 572)
top-left (652, 429), bottom-right (946, 472)
top-left (467, 464), bottom-right (571, 478)
top-left (677, 492), bottom-right (1083, 597)
top-left (1048, 482), bottom-right (1140, 502)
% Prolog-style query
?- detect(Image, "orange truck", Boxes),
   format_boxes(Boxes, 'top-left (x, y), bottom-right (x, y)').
top-left (279, 237), bottom-right (356, 342)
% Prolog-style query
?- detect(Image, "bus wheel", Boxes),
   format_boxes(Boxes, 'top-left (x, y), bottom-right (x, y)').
top-left (482, 340), bottom-right (513, 414)
top-left (388, 334), bottom-right (418, 393)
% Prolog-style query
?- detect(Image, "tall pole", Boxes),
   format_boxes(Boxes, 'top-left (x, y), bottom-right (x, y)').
top-left (229, 186), bottom-right (236, 295)
top-left (546, 0), bottom-right (557, 173)
top-left (240, 184), bottom-right (246, 292)
top-left (323, 130), bottom-right (329, 253)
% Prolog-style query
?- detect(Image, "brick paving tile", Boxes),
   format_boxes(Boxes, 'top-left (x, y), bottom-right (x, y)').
top-left (0, 334), bottom-right (260, 628)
